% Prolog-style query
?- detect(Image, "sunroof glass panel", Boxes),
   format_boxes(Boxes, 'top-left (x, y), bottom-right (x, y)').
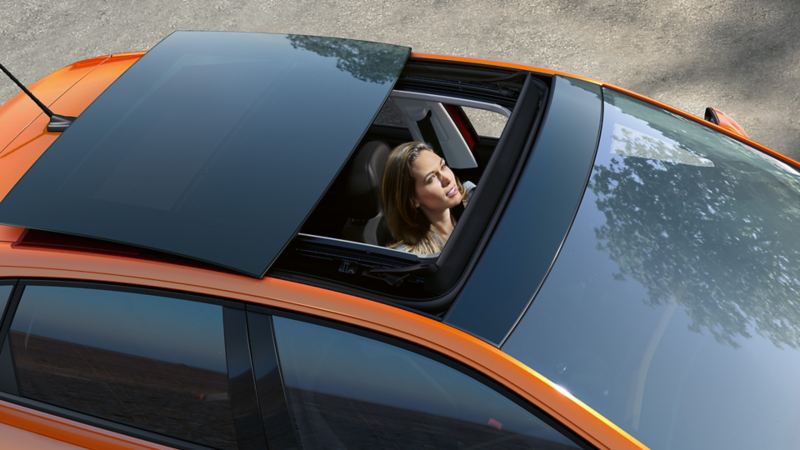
top-left (0, 32), bottom-right (409, 276)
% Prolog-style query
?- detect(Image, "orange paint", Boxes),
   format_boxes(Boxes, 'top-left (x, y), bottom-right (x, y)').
top-left (0, 53), bottom-right (142, 202)
top-left (0, 56), bottom-right (110, 152)
top-left (0, 226), bottom-right (24, 242)
top-left (705, 106), bottom-right (750, 139)
top-left (0, 400), bottom-right (171, 449)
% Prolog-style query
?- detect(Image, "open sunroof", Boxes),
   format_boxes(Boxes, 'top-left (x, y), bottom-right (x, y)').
top-left (0, 31), bottom-right (409, 277)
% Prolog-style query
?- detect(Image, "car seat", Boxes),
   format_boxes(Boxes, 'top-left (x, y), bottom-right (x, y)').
top-left (341, 140), bottom-right (393, 246)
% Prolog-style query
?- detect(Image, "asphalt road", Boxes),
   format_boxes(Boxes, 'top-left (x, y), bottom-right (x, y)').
top-left (1, 0), bottom-right (798, 157)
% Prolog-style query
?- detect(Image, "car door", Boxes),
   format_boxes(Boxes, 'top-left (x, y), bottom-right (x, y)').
top-left (0, 280), bottom-right (263, 449)
top-left (246, 307), bottom-right (592, 449)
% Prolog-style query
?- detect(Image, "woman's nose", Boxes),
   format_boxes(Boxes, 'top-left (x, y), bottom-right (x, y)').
top-left (439, 173), bottom-right (451, 187)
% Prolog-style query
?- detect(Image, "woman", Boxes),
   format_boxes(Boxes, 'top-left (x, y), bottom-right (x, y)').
top-left (381, 141), bottom-right (475, 257)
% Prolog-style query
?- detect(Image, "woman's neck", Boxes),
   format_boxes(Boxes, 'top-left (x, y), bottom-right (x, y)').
top-left (427, 208), bottom-right (454, 239)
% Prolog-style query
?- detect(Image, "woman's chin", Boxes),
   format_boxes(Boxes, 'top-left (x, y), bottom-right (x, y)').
top-left (446, 196), bottom-right (462, 208)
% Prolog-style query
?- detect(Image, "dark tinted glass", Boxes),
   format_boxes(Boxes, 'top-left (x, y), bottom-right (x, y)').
top-left (1, 284), bottom-right (236, 448)
top-left (0, 32), bottom-right (409, 277)
top-left (273, 316), bottom-right (582, 449)
top-left (505, 89), bottom-right (800, 450)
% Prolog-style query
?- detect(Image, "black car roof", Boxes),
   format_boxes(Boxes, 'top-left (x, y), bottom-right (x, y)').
top-left (0, 31), bottom-right (409, 277)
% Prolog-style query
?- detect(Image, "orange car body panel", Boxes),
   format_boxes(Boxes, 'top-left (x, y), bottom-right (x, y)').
top-left (0, 241), bottom-right (645, 449)
top-left (705, 106), bottom-right (750, 139)
top-left (0, 400), bottom-right (171, 449)
top-left (0, 53), bottom-right (143, 203)
top-left (0, 421), bottom-right (84, 450)
top-left (0, 55), bottom-right (110, 152)
top-left (0, 225), bottom-right (24, 242)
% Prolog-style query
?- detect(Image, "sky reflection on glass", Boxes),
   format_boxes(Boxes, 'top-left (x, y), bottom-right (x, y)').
top-left (0, 32), bottom-right (408, 277)
top-left (10, 285), bottom-right (227, 372)
top-left (273, 316), bottom-right (576, 445)
top-left (505, 90), bottom-right (800, 450)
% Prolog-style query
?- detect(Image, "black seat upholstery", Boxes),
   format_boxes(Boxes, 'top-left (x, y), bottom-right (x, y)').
top-left (341, 141), bottom-right (392, 245)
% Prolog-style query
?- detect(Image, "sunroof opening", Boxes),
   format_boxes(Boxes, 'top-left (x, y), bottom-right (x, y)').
top-left (300, 90), bottom-right (510, 256)
top-left (279, 59), bottom-right (548, 309)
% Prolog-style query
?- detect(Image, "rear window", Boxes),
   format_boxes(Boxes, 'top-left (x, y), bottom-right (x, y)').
top-left (504, 89), bottom-right (800, 450)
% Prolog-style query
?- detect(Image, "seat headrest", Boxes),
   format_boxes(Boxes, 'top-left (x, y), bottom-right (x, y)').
top-left (343, 141), bottom-right (390, 220)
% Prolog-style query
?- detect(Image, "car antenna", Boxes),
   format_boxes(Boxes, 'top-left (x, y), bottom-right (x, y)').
top-left (0, 63), bottom-right (76, 132)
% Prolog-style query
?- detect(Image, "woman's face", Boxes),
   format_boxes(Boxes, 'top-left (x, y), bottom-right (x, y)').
top-left (409, 150), bottom-right (462, 215)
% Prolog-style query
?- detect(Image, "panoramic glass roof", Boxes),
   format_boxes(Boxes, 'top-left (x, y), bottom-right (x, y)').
top-left (0, 31), bottom-right (409, 276)
top-left (505, 89), bottom-right (800, 449)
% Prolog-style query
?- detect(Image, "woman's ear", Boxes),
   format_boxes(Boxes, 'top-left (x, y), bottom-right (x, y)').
top-left (410, 193), bottom-right (420, 209)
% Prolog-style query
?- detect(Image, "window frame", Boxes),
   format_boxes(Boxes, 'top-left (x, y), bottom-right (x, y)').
top-left (0, 279), bottom-right (20, 397)
top-left (0, 280), bottom-right (16, 323)
top-left (0, 279), bottom-right (263, 450)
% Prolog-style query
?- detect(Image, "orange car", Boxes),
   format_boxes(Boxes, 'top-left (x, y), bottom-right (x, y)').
top-left (0, 31), bottom-right (797, 449)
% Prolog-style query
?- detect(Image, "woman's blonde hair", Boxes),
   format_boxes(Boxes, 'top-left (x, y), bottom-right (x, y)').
top-left (380, 141), bottom-right (464, 255)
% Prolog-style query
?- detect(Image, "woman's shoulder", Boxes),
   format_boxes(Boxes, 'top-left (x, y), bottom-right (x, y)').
top-left (390, 242), bottom-right (413, 253)
top-left (463, 180), bottom-right (477, 206)
top-left (389, 238), bottom-right (442, 257)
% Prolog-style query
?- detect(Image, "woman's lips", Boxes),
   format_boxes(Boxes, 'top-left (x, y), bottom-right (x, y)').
top-left (446, 186), bottom-right (458, 198)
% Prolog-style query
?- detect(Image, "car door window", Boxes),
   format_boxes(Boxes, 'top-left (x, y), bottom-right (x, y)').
top-left (0, 283), bottom-right (237, 449)
top-left (271, 316), bottom-right (585, 449)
